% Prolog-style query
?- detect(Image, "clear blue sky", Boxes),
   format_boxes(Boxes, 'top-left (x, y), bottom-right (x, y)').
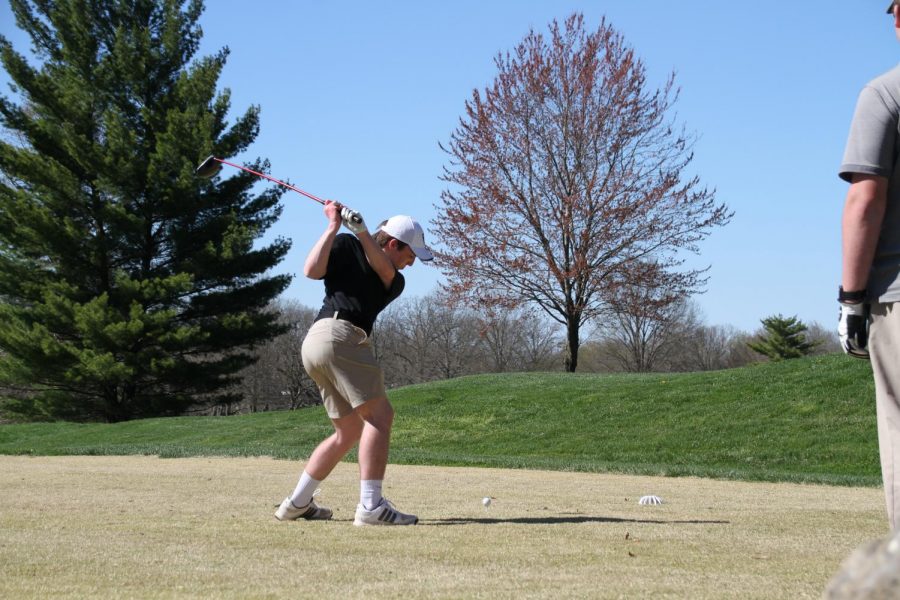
top-left (1, 1), bottom-right (897, 333)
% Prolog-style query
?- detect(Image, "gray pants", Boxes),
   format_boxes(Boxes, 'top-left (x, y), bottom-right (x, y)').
top-left (868, 302), bottom-right (900, 530)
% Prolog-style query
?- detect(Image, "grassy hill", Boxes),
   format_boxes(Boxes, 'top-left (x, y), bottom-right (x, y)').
top-left (0, 353), bottom-right (881, 486)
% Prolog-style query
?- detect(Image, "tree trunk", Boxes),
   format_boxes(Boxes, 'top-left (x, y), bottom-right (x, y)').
top-left (105, 385), bottom-right (126, 423)
top-left (564, 317), bottom-right (580, 373)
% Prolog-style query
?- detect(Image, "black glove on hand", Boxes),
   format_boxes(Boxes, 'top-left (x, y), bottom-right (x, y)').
top-left (838, 288), bottom-right (870, 360)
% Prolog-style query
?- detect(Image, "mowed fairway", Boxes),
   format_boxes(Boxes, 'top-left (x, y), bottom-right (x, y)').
top-left (0, 456), bottom-right (886, 599)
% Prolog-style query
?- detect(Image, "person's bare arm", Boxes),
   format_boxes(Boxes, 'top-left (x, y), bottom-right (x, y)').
top-left (338, 206), bottom-right (397, 289)
top-left (304, 201), bottom-right (342, 279)
top-left (356, 230), bottom-right (396, 289)
top-left (842, 174), bottom-right (888, 292)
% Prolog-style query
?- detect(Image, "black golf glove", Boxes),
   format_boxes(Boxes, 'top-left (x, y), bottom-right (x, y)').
top-left (838, 288), bottom-right (870, 359)
top-left (340, 207), bottom-right (366, 234)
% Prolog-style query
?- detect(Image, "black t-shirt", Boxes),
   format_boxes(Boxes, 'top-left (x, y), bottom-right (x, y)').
top-left (314, 233), bottom-right (405, 335)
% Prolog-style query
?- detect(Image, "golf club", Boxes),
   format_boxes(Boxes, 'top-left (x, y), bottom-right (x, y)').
top-left (195, 156), bottom-right (361, 223)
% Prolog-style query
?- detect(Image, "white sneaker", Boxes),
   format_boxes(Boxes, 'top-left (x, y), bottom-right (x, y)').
top-left (353, 498), bottom-right (418, 526)
top-left (274, 497), bottom-right (333, 521)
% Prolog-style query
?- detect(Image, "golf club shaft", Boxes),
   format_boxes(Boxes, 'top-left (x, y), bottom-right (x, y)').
top-left (209, 157), bottom-right (326, 205)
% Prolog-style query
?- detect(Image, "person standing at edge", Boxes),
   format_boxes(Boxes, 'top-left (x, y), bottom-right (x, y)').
top-left (274, 200), bottom-right (433, 526)
top-left (838, 0), bottom-right (900, 530)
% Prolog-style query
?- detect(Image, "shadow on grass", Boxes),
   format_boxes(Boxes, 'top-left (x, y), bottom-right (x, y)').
top-left (423, 515), bottom-right (731, 526)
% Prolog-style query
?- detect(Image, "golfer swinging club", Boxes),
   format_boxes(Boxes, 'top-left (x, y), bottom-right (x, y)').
top-left (275, 200), bottom-right (432, 526)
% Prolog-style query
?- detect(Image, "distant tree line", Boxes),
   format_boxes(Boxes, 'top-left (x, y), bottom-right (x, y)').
top-left (210, 294), bottom-right (840, 415)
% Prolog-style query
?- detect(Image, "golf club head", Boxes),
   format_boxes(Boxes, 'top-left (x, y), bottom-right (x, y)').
top-left (195, 155), bottom-right (223, 178)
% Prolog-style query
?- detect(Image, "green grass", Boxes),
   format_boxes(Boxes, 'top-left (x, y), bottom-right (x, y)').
top-left (0, 353), bottom-right (880, 486)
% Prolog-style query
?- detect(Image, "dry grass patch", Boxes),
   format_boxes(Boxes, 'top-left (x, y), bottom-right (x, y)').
top-left (0, 456), bottom-right (886, 599)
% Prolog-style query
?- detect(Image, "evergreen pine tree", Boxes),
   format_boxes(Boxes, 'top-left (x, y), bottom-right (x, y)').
top-left (747, 314), bottom-right (820, 361)
top-left (0, 0), bottom-right (291, 421)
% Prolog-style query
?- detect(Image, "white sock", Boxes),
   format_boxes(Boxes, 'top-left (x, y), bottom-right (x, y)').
top-left (289, 471), bottom-right (321, 508)
top-left (360, 480), bottom-right (383, 510)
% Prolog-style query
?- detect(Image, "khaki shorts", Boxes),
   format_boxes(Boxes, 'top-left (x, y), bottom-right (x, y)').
top-left (301, 318), bottom-right (386, 419)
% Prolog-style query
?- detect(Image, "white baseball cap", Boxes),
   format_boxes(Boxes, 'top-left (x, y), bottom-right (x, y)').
top-left (379, 215), bottom-right (433, 261)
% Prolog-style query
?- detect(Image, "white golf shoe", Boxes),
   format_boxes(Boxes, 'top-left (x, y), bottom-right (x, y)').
top-left (274, 497), bottom-right (333, 521)
top-left (353, 498), bottom-right (418, 526)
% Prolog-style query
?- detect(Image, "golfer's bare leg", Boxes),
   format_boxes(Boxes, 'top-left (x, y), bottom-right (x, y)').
top-left (303, 412), bottom-right (364, 481)
top-left (356, 396), bottom-right (394, 480)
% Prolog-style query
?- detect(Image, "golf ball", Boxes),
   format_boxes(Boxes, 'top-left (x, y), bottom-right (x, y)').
top-left (482, 497), bottom-right (491, 507)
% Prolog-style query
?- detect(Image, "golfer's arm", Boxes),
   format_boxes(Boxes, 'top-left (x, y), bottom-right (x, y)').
top-left (304, 223), bottom-right (341, 279)
top-left (356, 231), bottom-right (396, 289)
top-left (842, 174), bottom-right (888, 293)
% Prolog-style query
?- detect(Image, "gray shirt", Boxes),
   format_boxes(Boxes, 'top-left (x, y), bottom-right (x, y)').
top-left (840, 64), bottom-right (900, 302)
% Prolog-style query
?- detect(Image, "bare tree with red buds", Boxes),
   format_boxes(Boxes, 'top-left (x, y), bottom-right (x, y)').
top-left (434, 13), bottom-right (732, 372)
